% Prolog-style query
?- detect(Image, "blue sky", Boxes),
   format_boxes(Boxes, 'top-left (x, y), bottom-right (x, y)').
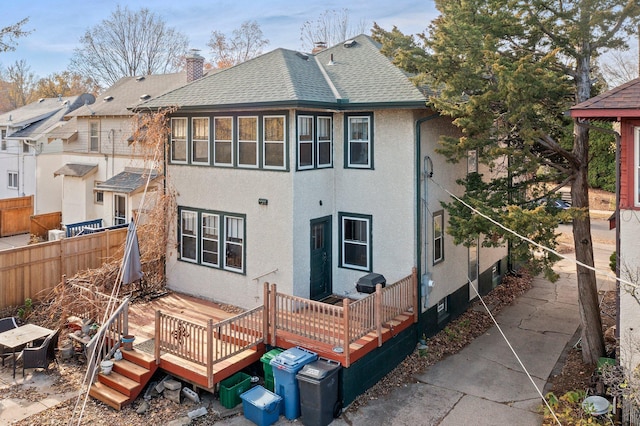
top-left (1, 0), bottom-right (438, 78)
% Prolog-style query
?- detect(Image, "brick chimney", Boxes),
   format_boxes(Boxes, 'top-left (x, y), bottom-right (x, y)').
top-left (312, 41), bottom-right (327, 54)
top-left (186, 49), bottom-right (204, 82)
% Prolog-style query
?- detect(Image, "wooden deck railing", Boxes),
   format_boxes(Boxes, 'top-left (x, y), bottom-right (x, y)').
top-left (155, 306), bottom-right (265, 388)
top-left (85, 296), bottom-right (130, 373)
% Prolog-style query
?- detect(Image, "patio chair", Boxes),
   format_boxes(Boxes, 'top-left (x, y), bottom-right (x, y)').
top-left (19, 329), bottom-right (59, 377)
top-left (0, 317), bottom-right (19, 366)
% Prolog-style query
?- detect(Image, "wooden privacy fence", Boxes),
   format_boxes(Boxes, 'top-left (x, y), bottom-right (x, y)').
top-left (0, 227), bottom-right (126, 310)
top-left (30, 211), bottom-right (62, 239)
top-left (155, 306), bottom-right (265, 388)
top-left (0, 195), bottom-right (33, 237)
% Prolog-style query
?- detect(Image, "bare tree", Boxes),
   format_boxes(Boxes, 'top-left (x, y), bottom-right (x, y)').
top-left (1, 59), bottom-right (36, 109)
top-left (0, 18), bottom-right (32, 53)
top-left (69, 5), bottom-right (188, 88)
top-left (600, 45), bottom-right (639, 88)
top-left (300, 9), bottom-right (369, 52)
top-left (207, 21), bottom-right (269, 69)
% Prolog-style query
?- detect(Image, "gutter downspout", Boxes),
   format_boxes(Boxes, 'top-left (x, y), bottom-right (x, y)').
top-left (415, 114), bottom-right (440, 315)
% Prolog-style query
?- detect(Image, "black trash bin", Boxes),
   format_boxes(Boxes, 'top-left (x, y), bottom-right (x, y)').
top-left (296, 358), bottom-right (342, 426)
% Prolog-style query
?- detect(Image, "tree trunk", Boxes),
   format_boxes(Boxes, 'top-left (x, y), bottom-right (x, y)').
top-left (572, 123), bottom-right (605, 364)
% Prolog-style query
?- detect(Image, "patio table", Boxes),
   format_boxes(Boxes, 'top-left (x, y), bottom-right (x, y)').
top-left (0, 324), bottom-right (54, 378)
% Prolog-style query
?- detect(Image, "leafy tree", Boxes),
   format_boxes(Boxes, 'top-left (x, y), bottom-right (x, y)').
top-left (300, 9), bottom-right (368, 52)
top-left (69, 5), bottom-right (188, 88)
top-left (207, 21), bottom-right (268, 69)
top-left (33, 71), bottom-right (99, 98)
top-left (374, 0), bottom-right (640, 364)
top-left (1, 59), bottom-right (37, 109)
top-left (0, 18), bottom-right (31, 53)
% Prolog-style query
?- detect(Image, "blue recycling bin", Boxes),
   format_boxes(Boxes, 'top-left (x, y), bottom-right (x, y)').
top-left (270, 346), bottom-right (318, 420)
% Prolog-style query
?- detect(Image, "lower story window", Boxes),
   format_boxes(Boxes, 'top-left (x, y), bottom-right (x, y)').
top-left (114, 194), bottom-right (127, 225)
top-left (339, 213), bottom-right (371, 271)
top-left (178, 207), bottom-right (245, 273)
top-left (8, 171), bottom-right (18, 189)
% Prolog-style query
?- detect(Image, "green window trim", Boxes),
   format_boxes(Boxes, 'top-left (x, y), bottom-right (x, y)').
top-left (338, 212), bottom-right (372, 271)
top-left (344, 112), bottom-right (374, 169)
top-left (433, 210), bottom-right (444, 265)
top-left (296, 112), bottom-right (333, 170)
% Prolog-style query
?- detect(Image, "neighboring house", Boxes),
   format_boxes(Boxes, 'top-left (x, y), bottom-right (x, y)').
top-left (0, 94), bottom-right (95, 211)
top-left (571, 78), bottom-right (640, 375)
top-left (141, 35), bottom-right (508, 338)
top-left (46, 65), bottom-right (202, 228)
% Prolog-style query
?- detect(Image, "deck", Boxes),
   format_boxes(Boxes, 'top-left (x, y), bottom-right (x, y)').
top-left (90, 270), bottom-right (417, 395)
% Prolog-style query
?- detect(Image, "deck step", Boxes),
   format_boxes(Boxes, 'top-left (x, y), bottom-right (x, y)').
top-left (122, 347), bottom-right (156, 369)
top-left (113, 358), bottom-right (150, 382)
top-left (89, 382), bottom-right (129, 410)
top-left (97, 370), bottom-right (139, 397)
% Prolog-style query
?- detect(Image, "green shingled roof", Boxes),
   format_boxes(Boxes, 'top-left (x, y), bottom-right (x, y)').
top-left (140, 35), bottom-right (426, 111)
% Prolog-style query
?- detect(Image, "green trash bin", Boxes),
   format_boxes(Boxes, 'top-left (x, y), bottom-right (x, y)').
top-left (261, 348), bottom-right (283, 392)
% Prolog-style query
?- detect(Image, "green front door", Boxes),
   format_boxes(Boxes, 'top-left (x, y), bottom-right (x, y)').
top-left (310, 216), bottom-right (332, 301)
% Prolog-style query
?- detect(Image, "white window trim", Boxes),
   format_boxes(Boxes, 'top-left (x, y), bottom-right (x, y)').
top-left (94, 181), bottom-right (104, 204)
top-left (224, 216), bottom-right (245, 272)
top-left (297, 115), bottom-right (315, 170)
top-left (237, 116), bottom-right (259, 168)
top-left (89, 121), bottom-right (100, 153)
top-left (170, 117), bottom-right (188, 164)
top-left (317, 116), bottom-right (333, 168)
top-left (213, 116), bottom-right (234, 167)
top-left (262, 115), bottom-right (286, 170)
top-left (341, 214), bottom-right (371, 271)
top-left (8, 171), bottom-right (18, 189)
top-left (113, 194), bottom-right (127, 226)
top-left (201, 213), bottom-right (219, 267)
top-left (635, 127), bottom-right (640, 207)
top-left (180, 209), bottom-right (198, 263)
top-left (347, 115), bottom-right (371, 168)
top-left (191, 117), bottom-right (210, 165)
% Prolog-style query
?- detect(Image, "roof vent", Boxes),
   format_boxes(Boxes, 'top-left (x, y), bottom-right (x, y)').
top-left (136, 76), bottom-right (145, 82)
top-left (38, 98), bottom-right (45, 103)
top-left (296, 52), bottom-right (309, 60)
top-left (139, 94), bottom-right (151, 101)
top-left (327, 53), bottom-right (335, 66)
top-left (343, 39), bottom-right (357, 48)
top-left (103, 95), bottom-right (114, 102)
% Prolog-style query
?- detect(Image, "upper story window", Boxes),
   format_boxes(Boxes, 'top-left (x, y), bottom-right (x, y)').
top-left (22, 141), bottom-right (30, 153)
top-left (8, 171), bottom-right (18, 189)
top-left (214, 117), bottom-right (233, 166)
top-left (238, 116), bottom-right (258, 167)
top-left (297, 114), bottom-right (332, 170)
top-left (467, 149), bottom-right (478, 174)
top-left (433, 210), bottom-right (444, 265)
top-left (263, 115), bottom-right (286, 170)
top-left (171, 113), bottom-right (287, 170)
top-left (89, 121), bottom-right (100, 152)
top-left (1, 130), bottom-right (6, 151)
top-left (345, 113), bottom-right (373, 169)
top-left (339, 212), bottom-right (372, 271)
top-left (178, 207), bottom-right (245, 274)
top-left (191, 117), bottom-right (210, 164)
top-left (171, 118), bottom-right (187, 163)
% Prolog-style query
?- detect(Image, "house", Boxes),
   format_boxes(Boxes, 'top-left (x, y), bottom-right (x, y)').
top-left (141, 34), bottom-right (508, 338)
top-left (46, 64), bottom-right (203, 228)
top-left (0, 94), bottom-right (95, 212)
top-left (570, 78), bottom-right (640, 377)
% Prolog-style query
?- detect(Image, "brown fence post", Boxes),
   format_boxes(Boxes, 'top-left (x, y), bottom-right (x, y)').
top-left (269, 283), bottom-right (277, 346)
top-left (207, 318), bottom-right (214, 388)
top-left (375, 284), bottom-right (383, 347)
top-left (263, 282), bottom-right (269, 344)
top-left (155, 310), bottom-right (161, 365)
top-left (412, 267), bottom-right (419, 322)
top-left (342, 298), bottom-right (350, 367)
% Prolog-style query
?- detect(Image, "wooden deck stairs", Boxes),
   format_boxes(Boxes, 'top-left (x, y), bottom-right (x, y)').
top-left (89, 348), bottom-right (157, 410)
